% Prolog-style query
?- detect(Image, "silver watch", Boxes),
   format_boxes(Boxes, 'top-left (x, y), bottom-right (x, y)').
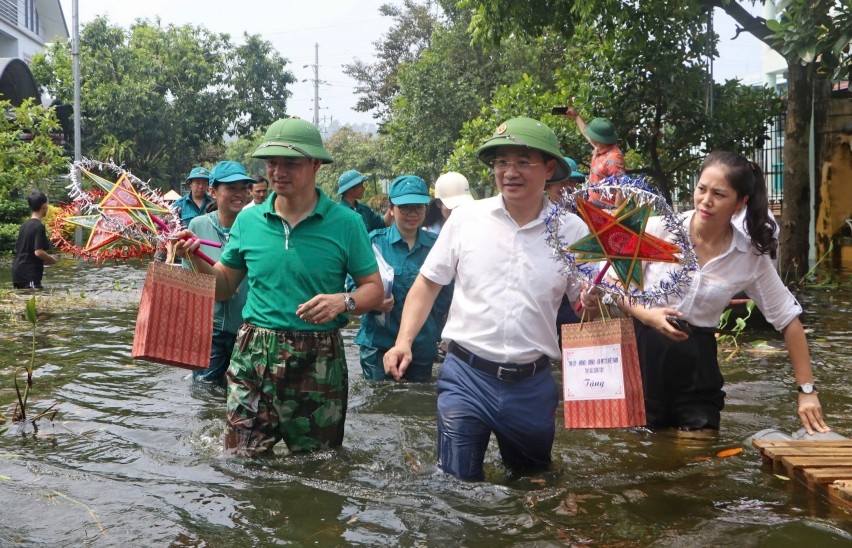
top-left (797, 382), bottom-right (816, 394)
top-left (343, 293), bottom-right (356, 312)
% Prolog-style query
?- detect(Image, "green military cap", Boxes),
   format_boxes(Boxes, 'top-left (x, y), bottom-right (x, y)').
top-left (476, 117), bottom-right (570, 183)
top-left (251, 117), bottom-right (333, 163)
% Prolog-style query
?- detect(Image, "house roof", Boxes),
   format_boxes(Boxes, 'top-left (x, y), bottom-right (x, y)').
top-left (36, 0), bottom-right (70, 42)
top-left (0, 58), bottom-right (39, 105)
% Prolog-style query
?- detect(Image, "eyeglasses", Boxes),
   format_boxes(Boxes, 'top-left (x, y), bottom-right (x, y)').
top-left (488, 159), bottom-right (545, 171)
top-left (396, 204), bottom-right (426, 214)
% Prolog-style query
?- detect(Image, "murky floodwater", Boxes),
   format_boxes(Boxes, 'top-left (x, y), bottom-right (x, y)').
top-left (0, 257), bottom-right (850, 546)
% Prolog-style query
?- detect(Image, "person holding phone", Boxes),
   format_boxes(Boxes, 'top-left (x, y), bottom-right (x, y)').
top-left (560, 106), bottom-right (625, 207)
top-left (613, 151), bottom-right (829, 435)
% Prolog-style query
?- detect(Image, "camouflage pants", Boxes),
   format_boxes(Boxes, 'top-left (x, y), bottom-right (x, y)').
top-left (225, 323), bottom-right (348, 455)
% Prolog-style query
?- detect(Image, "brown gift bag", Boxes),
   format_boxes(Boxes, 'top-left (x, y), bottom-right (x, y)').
top-left (561, 317), bottom-right (646, 428)
top-left (132, 261), bottom-right (215, 370)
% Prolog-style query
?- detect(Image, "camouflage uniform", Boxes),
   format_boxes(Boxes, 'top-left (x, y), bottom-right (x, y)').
top-left (225, 324), bottom-right (347, 454)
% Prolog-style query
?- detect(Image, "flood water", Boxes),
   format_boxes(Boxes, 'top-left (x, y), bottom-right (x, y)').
top-left (0, 257), bottom-right (850, 547)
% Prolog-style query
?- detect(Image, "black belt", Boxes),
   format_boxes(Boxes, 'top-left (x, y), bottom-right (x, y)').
top-left (447, 341), bottom-right (550, 382)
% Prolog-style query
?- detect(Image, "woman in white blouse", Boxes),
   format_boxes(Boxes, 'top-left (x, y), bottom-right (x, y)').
top-left (619, 151), bottom-right (829, 435)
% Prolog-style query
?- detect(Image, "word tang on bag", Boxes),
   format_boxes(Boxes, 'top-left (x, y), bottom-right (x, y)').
top-left (561, 318), bottom-right (646, 428)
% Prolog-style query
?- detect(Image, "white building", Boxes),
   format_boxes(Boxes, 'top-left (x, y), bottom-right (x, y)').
top-left (0, 0), bottom-right (68, 61)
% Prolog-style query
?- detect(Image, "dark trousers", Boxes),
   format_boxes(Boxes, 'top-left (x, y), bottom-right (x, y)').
top-left (633, 319), bottom-right (725, 430)
top-left (436, 352), bottom-right (559, 481)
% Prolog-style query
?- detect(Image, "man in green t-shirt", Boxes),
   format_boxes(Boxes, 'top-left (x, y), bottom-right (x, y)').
top-left (179, 118), bottom-right (383, 456)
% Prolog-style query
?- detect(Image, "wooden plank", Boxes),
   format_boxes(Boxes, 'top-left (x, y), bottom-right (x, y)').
top-left (803, 467), bottom-right (852, 486)
top-left (781, 456), bottom-right (852, 475)
top-left (828, 480), bottom-right (852, 510)
top-left (753, 440), bottom-right (852, 449)
top-left (780, 456), bottom-right (852, 467)
top-left (762, 446), bottom-right (852, 460)
top-left (753, 439), bottom-right (852, 512)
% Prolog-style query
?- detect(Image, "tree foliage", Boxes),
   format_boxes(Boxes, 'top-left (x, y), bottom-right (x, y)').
top-left (0, 99), bottom-right (67, 200)
top-left (709, 0), bottom-right (850, 277)
top-left (454, 0), bottom-right (851, 275)
top-left (314, 127), bottom-right (392, 199)
top-left (383, 18), bottom-right (567, 184)
top-left (30, 16), bottom-right (295, 189)
top-left (342, 0), bottom-right (436, 120)
top-left (443, 1), bottom-right (780, 202)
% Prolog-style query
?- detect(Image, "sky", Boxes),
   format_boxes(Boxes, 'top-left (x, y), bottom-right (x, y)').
top-left (56, 1), bottom-right (772, 128)
top-left (57, 0), bottom-right (398, 129)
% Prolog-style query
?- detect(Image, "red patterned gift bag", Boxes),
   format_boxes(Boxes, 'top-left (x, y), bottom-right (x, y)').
top-left (561, 317), bottom-right (646, 428)
top-left (132, 261), bottom-right (215, 370)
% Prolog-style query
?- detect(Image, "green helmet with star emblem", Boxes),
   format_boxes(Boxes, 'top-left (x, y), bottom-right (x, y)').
top-left (476, 117), bottom-right (570, 183)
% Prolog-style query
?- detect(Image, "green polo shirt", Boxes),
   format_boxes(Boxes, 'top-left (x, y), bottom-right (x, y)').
top-left (220, 188), bottom-right (377, 331)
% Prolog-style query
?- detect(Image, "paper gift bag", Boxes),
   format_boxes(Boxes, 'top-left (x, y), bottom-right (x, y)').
top-left (561, 318), bottom-right (646, 428)
top-left (132, 261), bottom-right (215, 370)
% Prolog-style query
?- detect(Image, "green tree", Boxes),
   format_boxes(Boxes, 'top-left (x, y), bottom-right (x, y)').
top-left (0, 98), bottom-right (67, 200)
top-left (343, 0), bottom-right (436, 120)
top-left (444, 2), bottom-right (778, 203)
top-left (315, 127), bottom-right (392, 199)
top-left (383, 19), bottom-right (566, 183)
top-left (722, 0), bottom-right (850, 276)
top-left (454, 0), bottom-right (851, 278)
top-left (30, 16), bottom-right (294, 190)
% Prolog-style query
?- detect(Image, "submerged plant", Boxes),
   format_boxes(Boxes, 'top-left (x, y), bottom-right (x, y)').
top-left (717, 299), bottom-right (755, 360)
top-left (12, 297), bottom-right (39, 422)
top-left (8, 296), bottom-right (57, 428)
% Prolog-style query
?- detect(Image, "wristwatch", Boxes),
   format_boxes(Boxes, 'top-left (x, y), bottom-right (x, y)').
top-left (797, 382), bottom-right (816, 394)
top-left (343, 293), bottom-right (356, 312)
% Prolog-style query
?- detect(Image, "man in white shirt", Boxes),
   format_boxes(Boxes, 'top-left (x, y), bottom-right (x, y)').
top-left (242, 176), bottom-right (269, 210)
top-left (383, 117), bottom-right (593, 481)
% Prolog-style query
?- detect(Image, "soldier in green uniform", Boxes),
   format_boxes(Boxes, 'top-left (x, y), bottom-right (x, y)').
top-left (178, 118), bottom-right (384, 455)
top-left (337, 169), bottom-right (391, 231)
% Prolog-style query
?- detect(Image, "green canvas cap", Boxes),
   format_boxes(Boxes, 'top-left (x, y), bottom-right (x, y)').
top-left (209, 160), bottom-right (254, 186)
top-left (585, 118), bottom-right (618, 145)
top-left (337, 169), bottom-right (369, 195)
top-left (185, 166), bottom-right (210, 182)
top-left (476, 117), bottom-right (570, 182)
top-left (251, 117), bottom-right (333, 163)
top-left (388, 175), bottom-right (430, 205)
top-left (548, 156), bottom-right (587, 184)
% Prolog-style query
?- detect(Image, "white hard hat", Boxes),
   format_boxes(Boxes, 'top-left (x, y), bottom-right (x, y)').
top-left (434, 172), bottom-right (474, 210)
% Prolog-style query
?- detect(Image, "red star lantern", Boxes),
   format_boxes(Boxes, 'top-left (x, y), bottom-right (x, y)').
top-left (54, 167), bottom-right (172, 260)
top-left (569, 196), bottom-right (682, 291)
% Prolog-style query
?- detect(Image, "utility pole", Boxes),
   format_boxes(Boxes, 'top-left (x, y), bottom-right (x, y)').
top-left (72, 0), bottom-right (82, 247)
top-left (302, 44), bottom-right (325, 125)
top-left (312, 43), bottom-right (319, 126)
top-left (72, 0), bottom-right (81, 161)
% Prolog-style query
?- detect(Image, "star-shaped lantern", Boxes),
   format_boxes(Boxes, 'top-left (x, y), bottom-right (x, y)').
top-left (61, 169), bottom-right (171, 254)
top-left (568, 196), bottom-right (682, 291)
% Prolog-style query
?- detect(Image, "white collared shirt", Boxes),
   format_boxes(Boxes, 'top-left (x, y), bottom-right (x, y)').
top-left (421, 195), bottom-right (589, 362)
top-left (642, 210), bottom-right (801, 330)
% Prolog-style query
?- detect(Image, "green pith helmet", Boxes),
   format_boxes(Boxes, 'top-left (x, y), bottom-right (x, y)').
top-left (337, 169), bottom-right (369, 195)
top-left (476, 117), bottom-right (570, 182)
top-left (585, 118), bottom-right (618, 145)
top-left (251, 117), bottom-right (333, 163)
top-left (548, 156), bottom-right (587, 185)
